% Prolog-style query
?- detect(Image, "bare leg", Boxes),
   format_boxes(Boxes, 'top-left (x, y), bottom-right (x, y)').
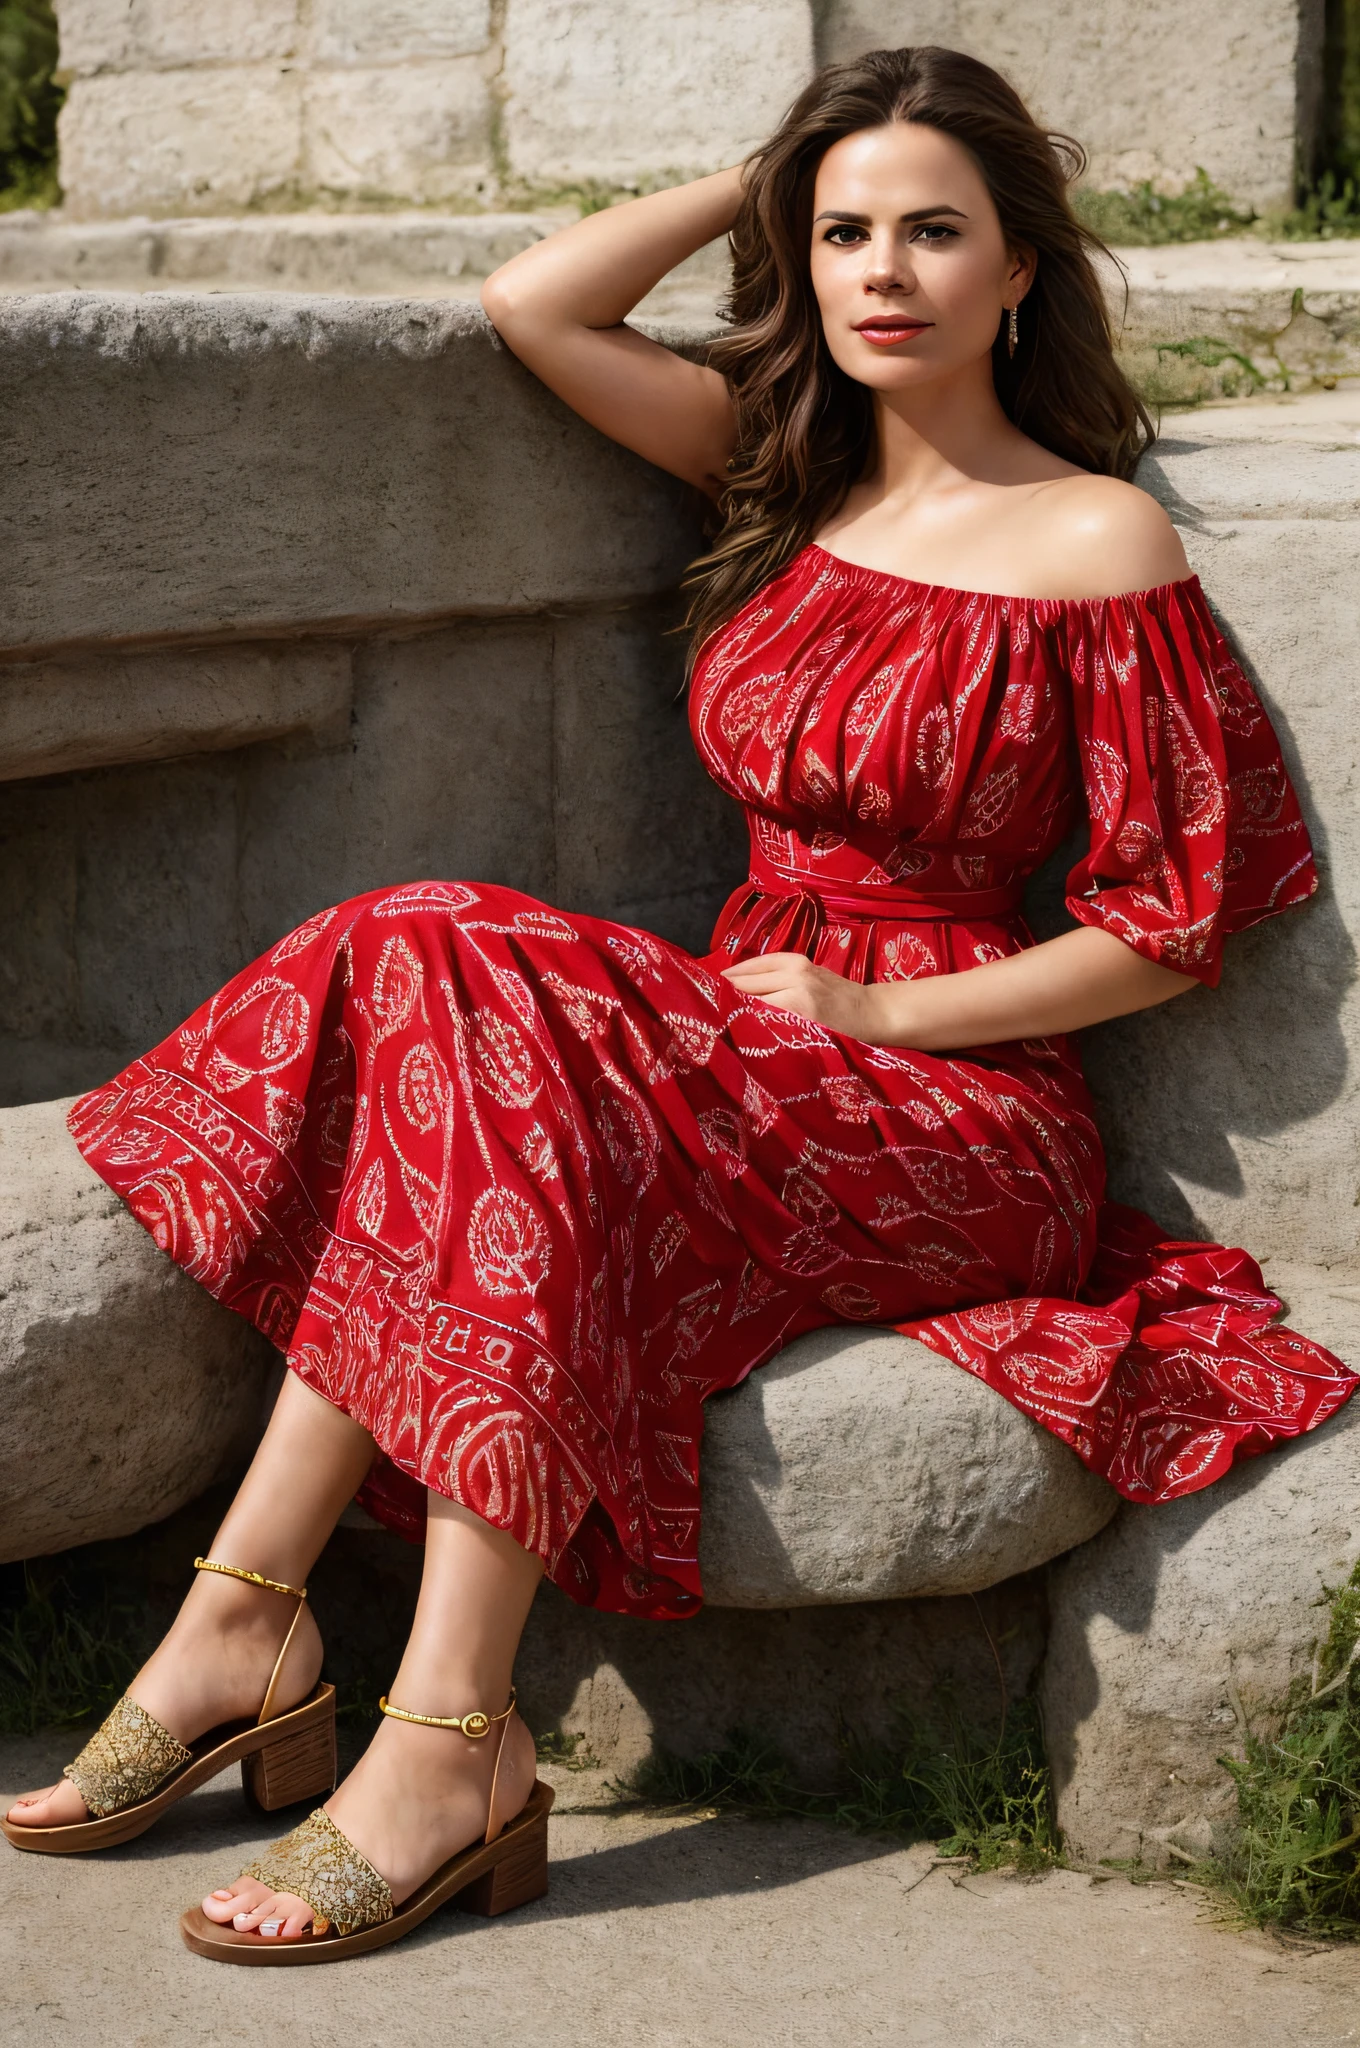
top-left (201, 1491), bottom-right (544, 1939)
top-left (6, 1373), bottom-right (374, 1829)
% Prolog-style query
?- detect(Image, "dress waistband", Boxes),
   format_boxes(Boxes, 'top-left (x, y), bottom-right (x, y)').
top-left (745, 848), bottom-right (1025, 924)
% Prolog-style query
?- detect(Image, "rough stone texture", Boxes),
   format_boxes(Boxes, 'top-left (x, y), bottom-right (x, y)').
top-left (0, 1097), bottom-right (273, 1563)
top-left (301, 61), bottom-right (494, 208)
top-left (0, 295), bottom-right (699, 654)
top-left (0, 642), bottom-right (352, 781)
top-left (7, 216), bottom-right (1360, 411)
top-left (698, 1326), bottom-right (1117, 1606)
top-left (57, 68), bottom-right (306, 221)
top-left (0, 209), bottom-right (561, 296)
top-left (0, 607), bottom-right (746, 1105)
top-left (821, 0), bottom-right (1321, 211)
top-left (49, 0), bottom-right (1323, 219)
top-left (56, 0), bottom-right (302, 72)
top-left (347, 1525), bottom-right (1047, 1783)
top-left (1109, 241), bottom-right (1360, 403)
top-left (52, 0), bottom-right (501, 218)
top-left (1042, 1274), bottom-right (1360, 1870)
top-left (500, 0), bottom-right (814, 188)
top-left (311, 0), bottom-right (491, 65)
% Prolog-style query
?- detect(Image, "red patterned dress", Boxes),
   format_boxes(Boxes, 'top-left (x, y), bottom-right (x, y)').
top-left (70, 546), bottom-right (1356, 1618)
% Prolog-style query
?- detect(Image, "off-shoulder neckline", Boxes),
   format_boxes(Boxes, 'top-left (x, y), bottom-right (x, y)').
top-left (803, 542), bottom-right (1200, 609)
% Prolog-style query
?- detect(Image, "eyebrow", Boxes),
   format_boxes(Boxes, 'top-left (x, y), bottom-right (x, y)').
top-left (812, 205), bottom-right (969, 225)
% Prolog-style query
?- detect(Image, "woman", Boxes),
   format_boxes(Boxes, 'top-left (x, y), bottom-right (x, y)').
top-left (5, 46), bottom-right (1352, 1960)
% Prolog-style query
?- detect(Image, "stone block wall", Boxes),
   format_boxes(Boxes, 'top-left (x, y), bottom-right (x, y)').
top-left (0, 292), bottom-right (746, 1105)
top-left (49, 0), bottom-right (1320, 219)
top-left (825, 1), bottom-right (1323, 210)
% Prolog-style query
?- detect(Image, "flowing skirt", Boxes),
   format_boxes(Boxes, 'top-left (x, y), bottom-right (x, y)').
top-left (69, 880), bottom-right (1357, 1618)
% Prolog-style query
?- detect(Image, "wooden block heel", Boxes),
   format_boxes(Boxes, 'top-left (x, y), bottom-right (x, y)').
top-left (455, 1812), bottom-right (549, 1918)
top-left (242, 1706), bottom-right (337, 1812)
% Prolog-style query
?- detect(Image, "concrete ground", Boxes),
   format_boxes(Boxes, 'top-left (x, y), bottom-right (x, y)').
top-left (3, 1732), bottom-right (1360, 2048)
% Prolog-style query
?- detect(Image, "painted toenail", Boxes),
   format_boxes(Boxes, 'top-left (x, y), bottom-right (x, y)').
top-left (259, 1920), bottom-right (281, 1937)
top-left (233, 1913), bottom-right (251, 1928)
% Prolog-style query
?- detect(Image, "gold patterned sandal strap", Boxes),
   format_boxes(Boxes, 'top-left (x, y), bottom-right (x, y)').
top-left (377, 1685), bottom-right (516, 1740)
top-left (243, 1808), bottom-right (394, 1939)
top-left (63, 1695), bottom-right (193, 1819)
top-left (194, 1556), bottom-right (308, 1601)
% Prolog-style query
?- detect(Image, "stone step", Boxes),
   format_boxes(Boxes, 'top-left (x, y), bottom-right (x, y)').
top-left (1107, 240), bottom-right (1360, 403)
top-left (0, 208), bottom-right (569, 298)
top-left (2, 212), bottom-right (1358, 396)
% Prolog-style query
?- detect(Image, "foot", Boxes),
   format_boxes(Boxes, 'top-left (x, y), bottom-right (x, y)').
top-left (5, 1572), bottom-right (323, 1831)
top-left (200, 1707), bottom-right (537, 1939)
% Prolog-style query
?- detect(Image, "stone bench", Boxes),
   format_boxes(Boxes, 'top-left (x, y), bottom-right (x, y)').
top-left (1, 293), bottom-right (1357, 1844)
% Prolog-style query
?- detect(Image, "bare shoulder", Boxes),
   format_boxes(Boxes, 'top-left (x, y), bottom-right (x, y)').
top-left (1027, 473), bottom-right (1191, 598)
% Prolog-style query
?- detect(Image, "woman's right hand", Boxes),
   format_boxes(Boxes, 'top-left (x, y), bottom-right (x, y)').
top-left (480, 167), bottom-right (744, 495)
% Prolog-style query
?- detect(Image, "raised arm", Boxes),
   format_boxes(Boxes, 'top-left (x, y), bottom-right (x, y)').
top-left (480, 170), bottom-right (743, 495)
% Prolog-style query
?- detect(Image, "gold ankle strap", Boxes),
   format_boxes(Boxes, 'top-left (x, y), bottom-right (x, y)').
top-left (194, 1556), bottom-right (308, 1601)
top-left (378, 1686), bottom-right (516, 1740)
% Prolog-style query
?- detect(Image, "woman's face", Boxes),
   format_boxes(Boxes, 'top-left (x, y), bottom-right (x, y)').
top-left (808, 121), bottom-right (1034, 393)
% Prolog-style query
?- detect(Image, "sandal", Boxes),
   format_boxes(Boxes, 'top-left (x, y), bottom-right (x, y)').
top-left (1, 1557), bottom-right (336, 1855)
top-left (179, 1685), bottom-right (554, 1964)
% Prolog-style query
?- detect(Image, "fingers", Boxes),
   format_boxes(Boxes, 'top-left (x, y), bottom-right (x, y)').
top-left (720, 951), bottom-right (812, 983)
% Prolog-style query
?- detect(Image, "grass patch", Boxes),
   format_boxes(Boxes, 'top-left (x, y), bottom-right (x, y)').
top-left (0, 1559), bottom-right (140, 1737)
top-left (1281, 169), bottom-right (1360, 240)
top-left (1075, 167), bottom-right (1360, 247)
top-left (1075, 169), bottom-right (1257, 246)
top-left (626, 1695), bottom-right (1060, 1873)
top-left (1192, 1560), bottom-right (1360, 1937)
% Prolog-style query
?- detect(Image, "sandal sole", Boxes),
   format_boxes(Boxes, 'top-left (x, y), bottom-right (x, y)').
top-left (0, 1683), bottom-right (337, 1854)
top-left (178, 1778), bottom-right (555, 1965)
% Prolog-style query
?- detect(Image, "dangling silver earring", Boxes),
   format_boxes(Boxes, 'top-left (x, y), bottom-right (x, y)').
top-left (1007, 304), bottom-right (1019, 358)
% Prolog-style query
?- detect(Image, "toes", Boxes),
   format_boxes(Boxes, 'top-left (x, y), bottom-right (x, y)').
top-left (5, 1785), bottom-right (56, 1821)
top-left (199, 1877), bottom-right (315, 1938)
top-left (201, 1877), bottom-right (268, 1924)
top-left (239, 1891), bottom-right (315, 1939)
top-left (6, 1782), bottom-right (89, 1828)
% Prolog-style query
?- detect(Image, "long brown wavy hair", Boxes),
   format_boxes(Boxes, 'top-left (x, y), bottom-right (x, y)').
top-left (683, 46), bottom-right (1154, 652)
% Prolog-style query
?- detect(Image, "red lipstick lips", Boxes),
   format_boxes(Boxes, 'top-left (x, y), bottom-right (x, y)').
top-left (853, 317), bottom-right (932, 346)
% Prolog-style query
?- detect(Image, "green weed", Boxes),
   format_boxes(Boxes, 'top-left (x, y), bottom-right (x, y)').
top-left (1276, 169), bottom-right (1360, 240)
top-left (1195, 1560), bottom-right (1360, 1937)
top-left (626, 1696), bottom-right (1060, 1872)
top-left (535, 1728), bottom-right (603, 1771)
top-left (0, 0), bottom-right (61, 210)
top-left (1074, 170), bottom-right (1257, 246)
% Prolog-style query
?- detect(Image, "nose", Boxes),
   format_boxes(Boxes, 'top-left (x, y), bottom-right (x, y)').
top-left (862, 226), bottom-right (913, 294)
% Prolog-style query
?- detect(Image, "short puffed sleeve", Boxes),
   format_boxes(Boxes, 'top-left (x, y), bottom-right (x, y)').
top-left (1058, 576), bottom-right (1317, 986)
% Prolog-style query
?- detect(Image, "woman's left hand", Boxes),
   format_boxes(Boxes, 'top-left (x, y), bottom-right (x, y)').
top-left (718, 952), bottom-right (891, 1041)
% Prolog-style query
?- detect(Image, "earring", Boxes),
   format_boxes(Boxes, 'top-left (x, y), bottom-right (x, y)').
top-left (1007, 304), bottom-right (1019, 358)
